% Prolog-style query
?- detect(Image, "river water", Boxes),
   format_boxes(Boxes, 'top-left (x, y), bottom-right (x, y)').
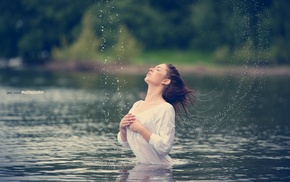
top-left (0, 68), bottom-right (289, 181)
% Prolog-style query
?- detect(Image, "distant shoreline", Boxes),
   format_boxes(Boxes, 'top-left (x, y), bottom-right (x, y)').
top-left (44, 61), bottom-right (290, 77)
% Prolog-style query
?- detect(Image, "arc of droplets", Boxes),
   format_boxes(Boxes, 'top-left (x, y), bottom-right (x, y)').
top-left (181, 1), bottom-right (268, 133)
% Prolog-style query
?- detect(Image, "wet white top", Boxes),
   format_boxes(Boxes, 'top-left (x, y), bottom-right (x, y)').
top-left (118, 100), bottom-right (175, 165)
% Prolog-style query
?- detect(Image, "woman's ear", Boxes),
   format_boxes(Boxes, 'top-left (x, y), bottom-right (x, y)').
top-left (162, 78), bottom-right (171, 86)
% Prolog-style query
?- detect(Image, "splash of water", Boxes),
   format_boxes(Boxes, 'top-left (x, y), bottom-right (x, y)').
top-left (87, 1), bottom-right (269, 134)
top-left (177, 1), bottom-right (269, 134)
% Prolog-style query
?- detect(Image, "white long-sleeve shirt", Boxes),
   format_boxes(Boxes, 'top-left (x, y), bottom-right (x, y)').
top-left (118, 100), bottom-right (175, 165)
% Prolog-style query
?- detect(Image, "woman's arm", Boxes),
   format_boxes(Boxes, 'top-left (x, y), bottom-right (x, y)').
top-left (118, 113), bottom-right (135, 147)
top-left (119, 113), bottom-right (135, 141)
top-left (119, 126), bottom-right (127, 142)
top-left (129, 120), bottom-right (152, 142)
top-left (149, 108), bottom-right (175, 156)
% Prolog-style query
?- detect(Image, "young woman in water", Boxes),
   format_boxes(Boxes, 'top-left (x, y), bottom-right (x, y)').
top-left (117, 63), bottom-right (195, 165)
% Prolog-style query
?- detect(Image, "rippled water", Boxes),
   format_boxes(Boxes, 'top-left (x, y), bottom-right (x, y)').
top-left (0, 69), bottom-right (289, 181)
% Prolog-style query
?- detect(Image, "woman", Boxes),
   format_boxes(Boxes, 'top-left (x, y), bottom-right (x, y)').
top-left (117, 63), bottom-right (195, 165)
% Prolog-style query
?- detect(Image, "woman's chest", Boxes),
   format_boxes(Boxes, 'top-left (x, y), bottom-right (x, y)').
top-left (135, 112), bottom-right (162, 133)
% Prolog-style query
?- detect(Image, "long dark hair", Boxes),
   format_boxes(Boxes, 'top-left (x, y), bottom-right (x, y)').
top-left (162, 64), bottom-right (196, 116)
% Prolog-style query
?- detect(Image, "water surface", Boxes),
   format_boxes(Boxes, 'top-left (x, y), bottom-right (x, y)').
top-left (0, 69), bottom-right (289, 181)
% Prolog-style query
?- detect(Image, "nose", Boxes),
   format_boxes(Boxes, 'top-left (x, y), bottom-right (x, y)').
top-left (149, 67), bottom-right (153, 72)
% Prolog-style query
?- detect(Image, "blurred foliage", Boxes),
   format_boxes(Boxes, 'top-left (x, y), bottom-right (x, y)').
top-left (0, 0), bottom-right (289, 65)
top-left (0, 0), bottom-right (92, 64)
top-left (113, 24), bottom-right (143, 63)
top-left (52, 6), bottom-right (101, 62)
top-left (52, 5), bottom-right (142, 64)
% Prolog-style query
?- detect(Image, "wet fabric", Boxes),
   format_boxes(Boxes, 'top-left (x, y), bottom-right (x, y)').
top-left (118, 100), bottom-right (175, 165)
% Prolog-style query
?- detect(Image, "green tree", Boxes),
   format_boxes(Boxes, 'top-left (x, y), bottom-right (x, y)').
top-left (0, 0), bottom-right (92, 64)
top-left (52, 7), bottom-right (101, 62)
top-left (0, 1), bottom-right (23, 58)
top-left (113, 24), bottom-right (143, 63)
top-left (0, 0), bottom-right (289, 65)
top-left (191, 0), bottom-right (273, 64)
top-left (114, 0), bottom-right (195, 49)
top-left (269, 0), bottom-right (290, 64)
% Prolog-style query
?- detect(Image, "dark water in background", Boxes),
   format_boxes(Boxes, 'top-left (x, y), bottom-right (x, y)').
top-left (0, 68), bottom-right (289, 181)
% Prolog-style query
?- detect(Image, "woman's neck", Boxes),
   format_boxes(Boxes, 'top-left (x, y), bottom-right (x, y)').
top-left (144, 85), bottom-right (165, 104)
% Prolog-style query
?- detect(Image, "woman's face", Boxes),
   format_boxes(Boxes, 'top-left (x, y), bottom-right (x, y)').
top-left (144, 64), bottom-right (169, 86)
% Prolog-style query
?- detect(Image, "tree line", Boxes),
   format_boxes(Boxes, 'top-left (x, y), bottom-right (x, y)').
top-left (0, 0), bottom-right (289, 65)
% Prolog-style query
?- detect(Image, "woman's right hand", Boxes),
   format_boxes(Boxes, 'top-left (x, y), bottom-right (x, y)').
top-left (119, 113), bottom-right (136, 130)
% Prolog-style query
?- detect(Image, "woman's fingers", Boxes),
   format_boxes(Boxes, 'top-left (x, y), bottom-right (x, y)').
top-left (120, 113), bottom-right (136, 128)
top-left (125, 113), bottom-right (136, 121)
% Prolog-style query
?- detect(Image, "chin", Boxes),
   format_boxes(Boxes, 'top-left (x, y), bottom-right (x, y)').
top-left (144, 76), bottom-right (151, 84)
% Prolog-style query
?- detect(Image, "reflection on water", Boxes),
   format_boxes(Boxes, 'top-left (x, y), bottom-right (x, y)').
top-left (0, 69), bottom-right (289, 181)
top-left (118, 164), bottom-right (174, 181)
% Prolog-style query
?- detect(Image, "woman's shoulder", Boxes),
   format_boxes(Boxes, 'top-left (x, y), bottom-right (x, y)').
top-left (134, 100), bottom-right (144, 105)
top-left (155, 102), bottom-right (175, 119)
top-left (132, 100), bottom-right (144, 108)
top-left (159, 102), bottom-right (175, 113)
